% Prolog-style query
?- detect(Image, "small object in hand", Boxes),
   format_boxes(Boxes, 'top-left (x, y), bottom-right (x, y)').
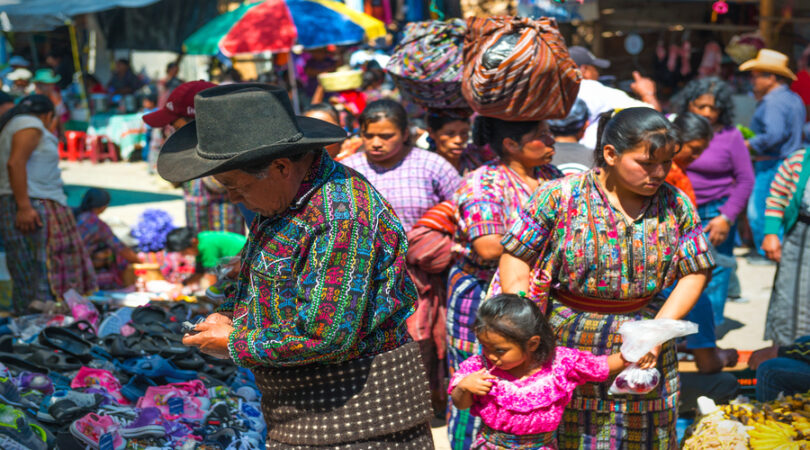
top-left (181, 317), bottom-right (204, 335)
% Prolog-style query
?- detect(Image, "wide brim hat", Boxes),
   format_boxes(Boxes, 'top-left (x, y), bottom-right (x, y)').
top-left (31, 69), bottom-right (61, 84)
top-left (157, 83), bottom-right (347, 183)
top-left (739, 49), bottom-right (796, 81)
top-left (7, 68), bottom-right (32, 81)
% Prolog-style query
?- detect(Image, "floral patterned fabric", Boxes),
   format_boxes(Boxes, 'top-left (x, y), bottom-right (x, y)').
top-left (454, 160), bottom-right (562, 282)
top-left (220, 151), bottom-right (417, 368)
top-left (448, 348), bottom-right (609, 436)
top-left (498, 169), bottom-right (714, 304)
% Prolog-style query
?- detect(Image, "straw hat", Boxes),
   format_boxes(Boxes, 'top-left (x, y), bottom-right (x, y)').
top-left (7, 68), bottom-right (32, 81)
top-left (739, 49), bottom-right (796, 81)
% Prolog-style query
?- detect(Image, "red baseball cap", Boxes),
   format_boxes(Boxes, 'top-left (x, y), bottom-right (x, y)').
top-left (143, 80), bottom-right (217, 127)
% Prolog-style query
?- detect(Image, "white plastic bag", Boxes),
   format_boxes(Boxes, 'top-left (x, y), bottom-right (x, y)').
top-left (609, 319), bottom-right (698, 395)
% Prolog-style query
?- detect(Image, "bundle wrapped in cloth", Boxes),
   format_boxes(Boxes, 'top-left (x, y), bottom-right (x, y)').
top-left (462, 16), bottom-right (581, 121)
top-left (386, 19), bottom-right (469, 112)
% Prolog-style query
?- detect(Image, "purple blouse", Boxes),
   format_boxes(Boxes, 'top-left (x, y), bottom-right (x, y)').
top-left (342, 148), bottom-right (462, 231)
top-left (685, 127), bottom-right (755, 219)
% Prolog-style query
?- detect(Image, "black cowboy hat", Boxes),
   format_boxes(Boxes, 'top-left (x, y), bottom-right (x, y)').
top-left (157, 83), bottom-right (347, 183)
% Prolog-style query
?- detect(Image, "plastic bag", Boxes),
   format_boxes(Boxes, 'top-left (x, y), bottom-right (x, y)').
top-left (64, 289), bottom-right (100, 329)
top-left (609, 319), bottom-right (698, 395)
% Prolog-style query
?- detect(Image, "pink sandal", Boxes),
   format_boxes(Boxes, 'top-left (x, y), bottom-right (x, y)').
top-left (69, 413), bottom-right (125, 450)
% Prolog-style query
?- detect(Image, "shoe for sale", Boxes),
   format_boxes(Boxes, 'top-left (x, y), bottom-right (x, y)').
top-left (136, 386), bottom-right (209, 420)
top-left (0, 376), bottom-right (36, 408)
top-left (97, 308), bottom-right (134, 338)
top-left (16, 372), bottom-right (54, 395)
top-left (47, 390), bottom-right (105, 423)
top-left (120, 374), bottom-right (157, 403)
top-left (199, 427), bottom-right (239, 449)
top-left (119, 407), bottom-right (165, 439)
top-left (69, 412), bottom-right (125, 450)
top-left (71, 367), bottom-right (127, 403)
top-left (0, 404), bottom-right (49, 450)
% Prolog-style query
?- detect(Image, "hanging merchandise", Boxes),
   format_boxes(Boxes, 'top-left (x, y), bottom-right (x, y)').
top-left (461, 16), bottom-right (581, 121)
top-left (386, 19), bottom-right (469, 111)
top-left (624, 33), bottom-right (643, 56)
top-left (725, 32), bottom-right (765, 65)
top-left (698, 41), bottom-right (723, 77)
top-left (711, 0), bottom-right (729, 22)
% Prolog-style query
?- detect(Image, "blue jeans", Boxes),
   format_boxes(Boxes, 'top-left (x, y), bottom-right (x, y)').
top-left (756, 336), bottom-right (810, 402)
top-left (697, 198), bottom-right (736, 327)
top-left (747, 159), bottom-right (783, 256)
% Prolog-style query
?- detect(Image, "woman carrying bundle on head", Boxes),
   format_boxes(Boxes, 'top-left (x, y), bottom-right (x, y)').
top-left (425, 109), bottom-right (496, 176)
top-left (494, 108), bottom-right (714, 449)
top-left (446, 115), bottom-right (561, 449)
top-left (0, 95), bottom-right (97, 314)
top-left (75, 188), bottom-right (142, 289)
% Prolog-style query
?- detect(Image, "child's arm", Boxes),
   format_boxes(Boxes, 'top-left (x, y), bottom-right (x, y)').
top-left (607, 353), bottom-right (630, 375)
top-left (450, 369), bottom-right (495, 410)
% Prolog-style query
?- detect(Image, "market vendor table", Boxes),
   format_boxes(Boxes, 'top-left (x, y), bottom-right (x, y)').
top-left (87, 112), bottom-right (148, 161)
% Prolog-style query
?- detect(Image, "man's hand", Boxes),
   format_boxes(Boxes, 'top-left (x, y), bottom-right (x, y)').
top-left (15, 205), bottom-right (42, 233)
top-left (762, 234), bottom-right (782, 262)
top-left (630, 71), bottom-right (656, 98)
top-left (718, 348), bottom-right (739, 368)
top-left (748, 345), bottom-right (779, 370)
top-left (182, 321), bottom-right (234, 359)
top-left (704, 216), bottom-right (731, 247)
top-left (203, 312), bottom-right (233, 325)
top-left (456, 369), bottom-right (496, 396)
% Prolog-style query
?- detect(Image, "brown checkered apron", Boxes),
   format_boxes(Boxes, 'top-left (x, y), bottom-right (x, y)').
top-left (253, 342), bottom-right (435, 449)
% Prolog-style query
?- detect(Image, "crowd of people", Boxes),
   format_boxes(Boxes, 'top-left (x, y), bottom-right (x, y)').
top-left (1, 28), bottom-right (810, 449)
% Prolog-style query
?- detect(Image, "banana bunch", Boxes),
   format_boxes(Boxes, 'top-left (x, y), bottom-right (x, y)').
top-left (747, 420), bottom-right (809, 449)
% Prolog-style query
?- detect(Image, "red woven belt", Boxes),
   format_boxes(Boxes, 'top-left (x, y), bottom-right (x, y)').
top-left (553, 290), bottom-right (652, 314)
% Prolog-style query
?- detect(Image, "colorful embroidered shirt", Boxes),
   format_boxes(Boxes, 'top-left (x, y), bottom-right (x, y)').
top-left (500, 170), bottom-right (714, 301)
top-left (764, 148), bottom-right (808, 235)
top-left (221, 151), bottom-right (416, 368)
top-left (449, 348), bottom-right (609, 435)
top-left (454, 160), bottom-right (562, 282)
top-left (76, 211), bottom-right (127, 256)
top-left (342, 148), bottom-right (462, 231)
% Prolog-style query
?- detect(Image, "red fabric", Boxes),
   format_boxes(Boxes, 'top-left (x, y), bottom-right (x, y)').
top-left (415, 200), bottom-right (457, 235)
top-left (665, 165), bottom-right (698, 208)
top-left (220, 0), bottom-right (297, 56)
top-left (335, 90), bottom-right (367, 116)
top-left (791, 70), bottom-right (810, 107)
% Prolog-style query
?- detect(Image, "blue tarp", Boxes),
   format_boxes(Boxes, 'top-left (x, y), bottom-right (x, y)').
top-left (0, 0), bottom-right (161, 31)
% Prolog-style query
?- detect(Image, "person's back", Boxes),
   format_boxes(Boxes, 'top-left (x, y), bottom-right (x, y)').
top-left (750, 84), bottom-right (805, 159)
top-left (0, 114), bottom-right (65, 205)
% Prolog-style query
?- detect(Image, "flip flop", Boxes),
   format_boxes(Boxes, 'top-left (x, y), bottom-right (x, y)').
top-left (170, 350), bottom-right (205, 371)
top-left (0, 352), bottom-right (49, 375)
top-left (101, 334), bottom-right (144, 360)
top-left (38, 327), bottom-right (92, 363)
top-left (64, 320), bottom-right (97, 343)
top-left (131, 305), bottom-right (170, 334)
top-left (27, 348), bottom-right (83, 373)
top-left (120, 355), bottom-right (197, 383)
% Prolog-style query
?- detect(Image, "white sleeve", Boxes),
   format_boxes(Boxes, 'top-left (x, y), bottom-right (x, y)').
top-left (577, 80), bottom-right (652, 149)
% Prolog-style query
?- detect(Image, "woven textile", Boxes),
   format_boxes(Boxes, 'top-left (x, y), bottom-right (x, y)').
top-left (76, 211), bottom-right (129, 289)
top-left (254, 342), bottom-right (433, 447)
top-left (462, 16), bottom-right (581, 121)
top-left (0, 196), bottom-right (52, 313)
top-left (387, 20), bottom-right (469, 110)
top-left (473, 425), bottom-right (556, 449)
top-left (548, 298), bottom-right (679, 449)
top-left (182, 177), bottom-right (245, 234)
top-left (43, 199), bottom-right (97, 298)
top-left (220, 151), bottom-right (416, 368)
top-left (447, 345), bottom-right (481, 450)
top-left (265, 424), bottom-right (434, 449)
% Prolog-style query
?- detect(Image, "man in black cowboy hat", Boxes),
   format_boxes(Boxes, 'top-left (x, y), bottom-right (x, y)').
top-left (167, 84), bottom-right (434, 448)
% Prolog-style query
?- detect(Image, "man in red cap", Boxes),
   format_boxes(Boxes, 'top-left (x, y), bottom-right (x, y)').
top-left (143, 80), bottom-right (247, 237)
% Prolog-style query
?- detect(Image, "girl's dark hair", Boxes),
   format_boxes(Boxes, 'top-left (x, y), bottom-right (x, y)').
top-left (304, 103), bottom-right (340, 124)
top-left (594, 107), bottom-right (679, 168)
top-left (671, 76), bottom-right (735, 128)
top-left (165, 227), bottom-right (195, 253)
top-left (472, 116), bottom-right (539, 157)
top-left (78, 188), bottom-right (111, 214)
top-left (474, 294), bottom-right (556, 366)
top-left (0, 94), bottom-right (54, 135)
top-left (426, 109), bottom-right (470, 132)
top-left (673, 112), bottom-right (714, 144)
top-left (358, 99), bottom-right (408, 134)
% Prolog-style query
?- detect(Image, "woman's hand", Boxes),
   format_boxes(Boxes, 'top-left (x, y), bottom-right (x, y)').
top-left (457, 369), bottom-right (496, 396)
top-left (761, 234), bottom-right (782, 263)
top-left (15, 205), bottom-right (42, 233)
top-left (635, 344), bottom-right (661, 369)
top-left (704, 216), bottom-right (731, 247)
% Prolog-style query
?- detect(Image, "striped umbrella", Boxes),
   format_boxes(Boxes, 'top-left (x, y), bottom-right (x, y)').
top-left (183, 0), bottom-right (386, 56)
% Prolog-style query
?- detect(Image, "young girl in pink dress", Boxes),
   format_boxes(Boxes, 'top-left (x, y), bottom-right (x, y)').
top-left (449, 294), bottom-right (630, 449)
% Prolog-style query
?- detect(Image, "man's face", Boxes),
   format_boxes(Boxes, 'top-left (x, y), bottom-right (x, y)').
top-left (213, 162), bottom-right (298, 217)
top-left (751, 71), bottom-right (776, 99)
top-left (580, 64), bottom-right (600, 81)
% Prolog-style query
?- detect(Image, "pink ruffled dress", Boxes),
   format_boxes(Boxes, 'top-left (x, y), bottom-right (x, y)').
top-left (448, 347), bottom-right (609, 449)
